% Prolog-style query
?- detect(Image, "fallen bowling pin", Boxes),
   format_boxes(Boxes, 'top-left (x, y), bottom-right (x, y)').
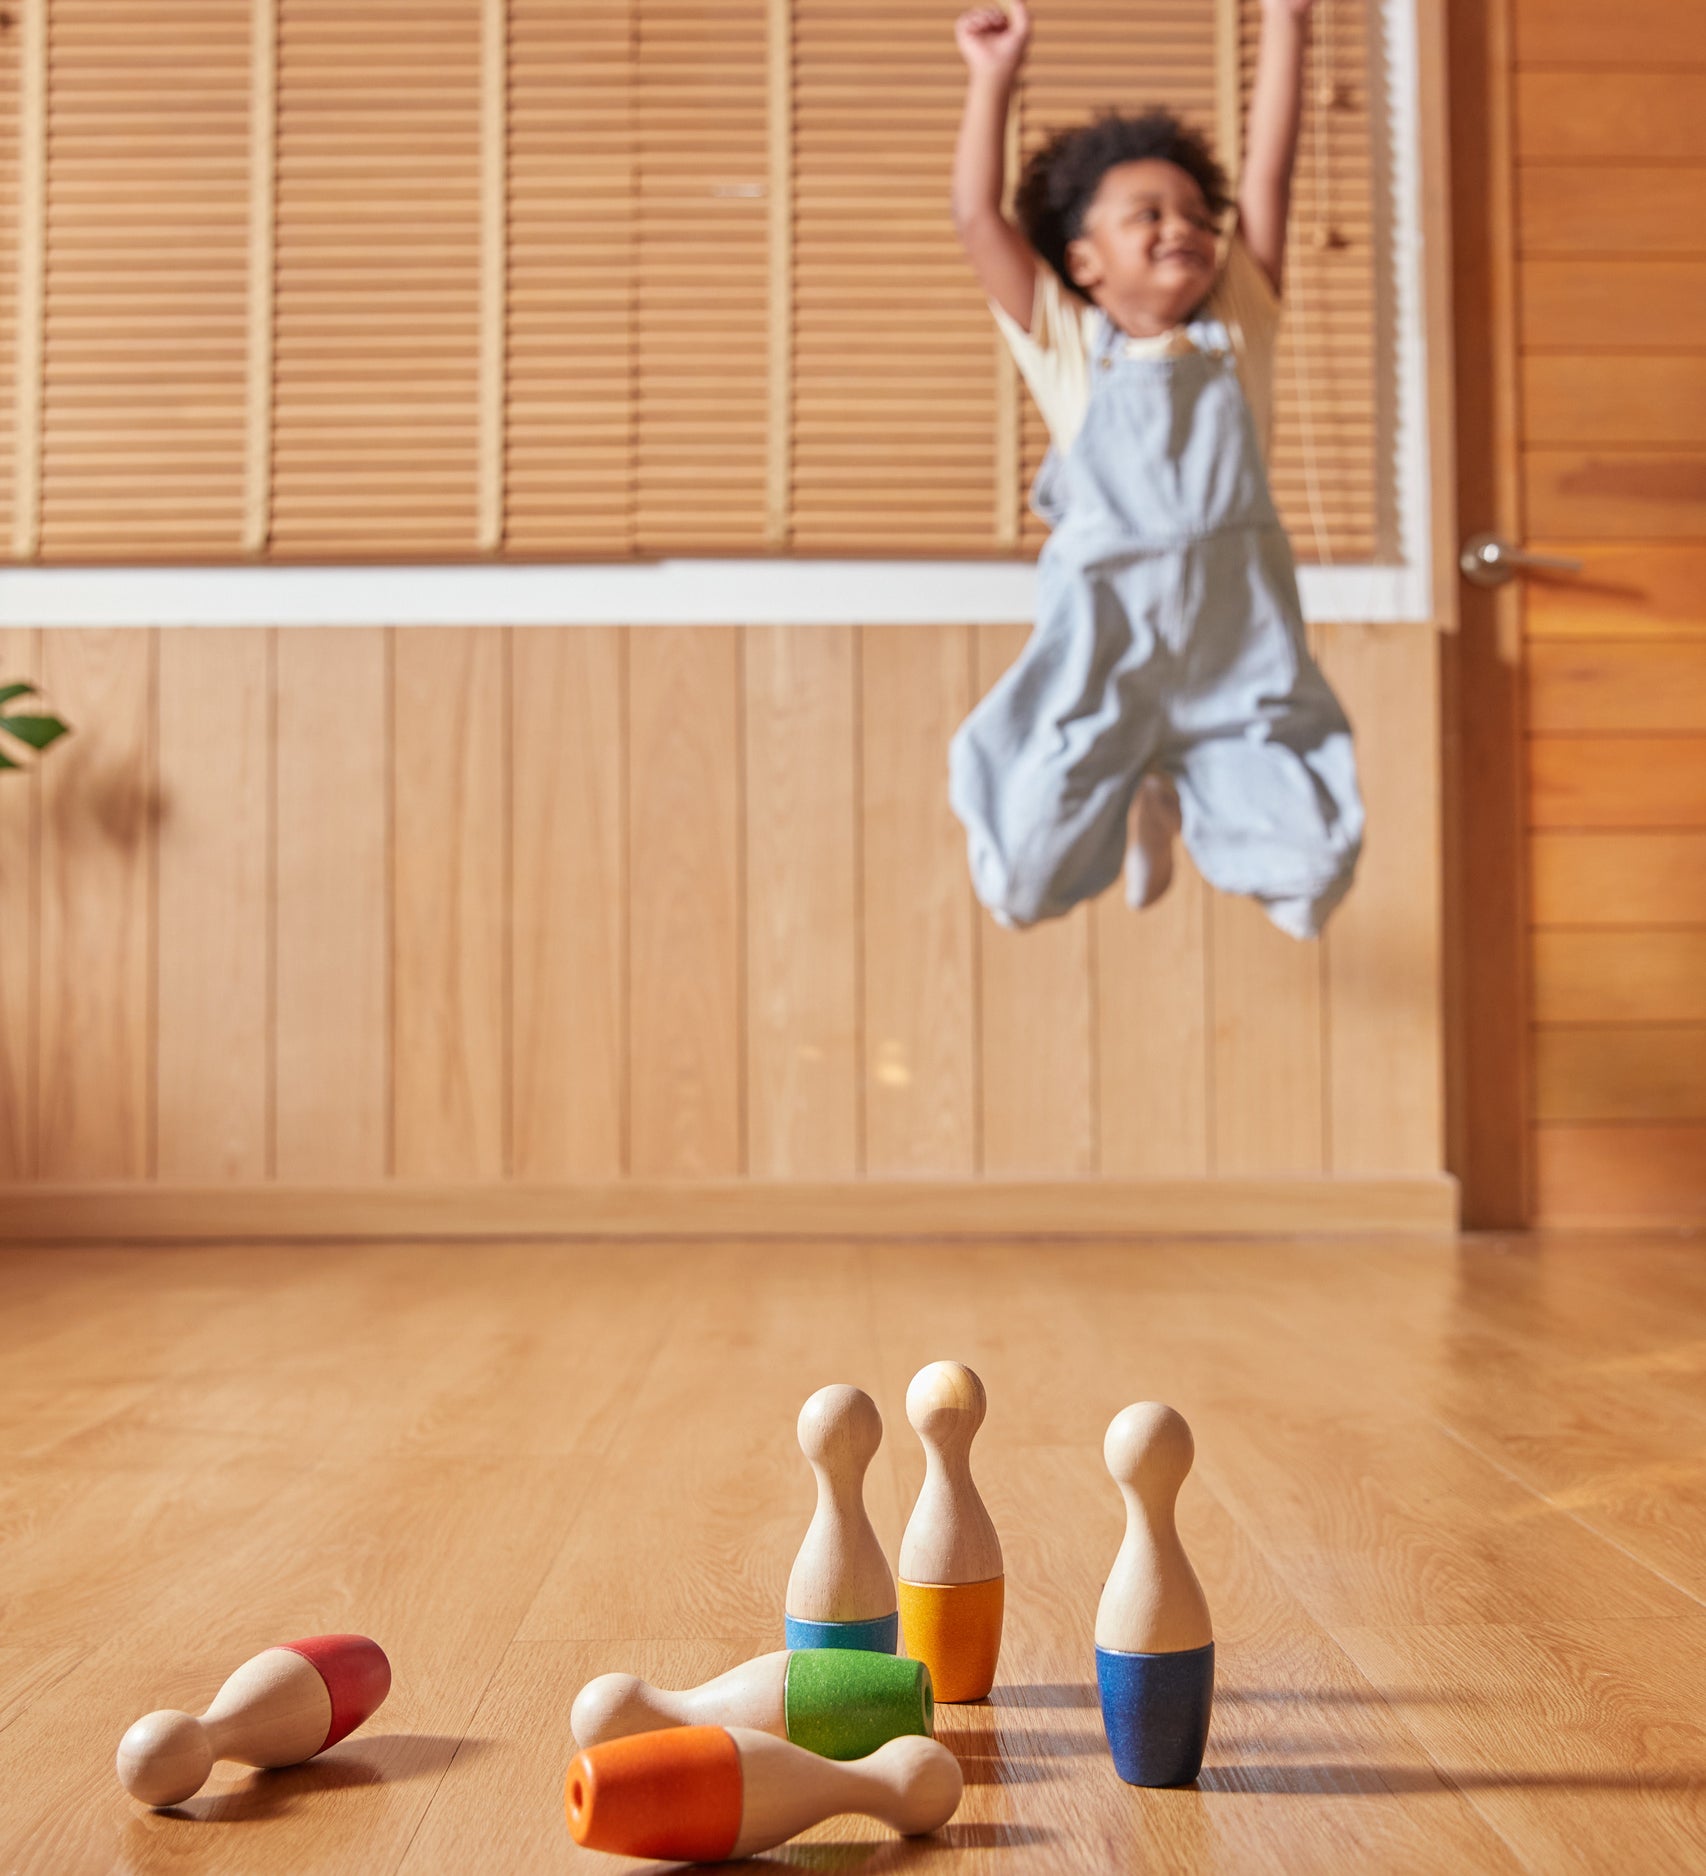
top-left (898, 1360), bottom-right (1004, 1701)
top-left (784, 1384), bottom-right (898, 1653)
top-left (1096, 1403), bottom-right (1214, 1786)
top-left (116, 1634), bottom-right (392, 1807)
top-left (572, 1648), bottom-right (933, 1761)
top-left (564, 1724), bottom-right (962, 1862)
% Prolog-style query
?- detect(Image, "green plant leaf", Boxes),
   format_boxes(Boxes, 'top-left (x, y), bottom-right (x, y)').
top-left (0, 712), bottom-right (69, 751)
top-left (0, 746), bottom-right (18, 771)
top-left (0, 682), bottom-right (36, 709)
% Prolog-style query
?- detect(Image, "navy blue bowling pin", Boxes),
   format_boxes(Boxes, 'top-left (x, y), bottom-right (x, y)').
top-left (1095, 1403), bottom-right (1213, 1786)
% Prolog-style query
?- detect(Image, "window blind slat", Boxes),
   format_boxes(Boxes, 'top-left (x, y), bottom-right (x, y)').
top-left (38, 0), bottom-right (248, 557)
top-left (271, 0), bottom-right (482, 556)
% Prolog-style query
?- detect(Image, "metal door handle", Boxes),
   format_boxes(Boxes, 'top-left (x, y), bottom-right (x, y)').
top-left (1459, 532), bottom-right (1584, 587)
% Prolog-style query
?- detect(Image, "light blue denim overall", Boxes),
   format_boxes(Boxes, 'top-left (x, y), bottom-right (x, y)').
top-left (948, 304), bottom-right (1363, 940)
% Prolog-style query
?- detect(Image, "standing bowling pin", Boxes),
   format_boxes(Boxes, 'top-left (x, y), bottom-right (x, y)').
top-left (785, 1384), bottom-right (898, 1653)
top-left (1095, 1403), bottom-right (1213, 1785)
top-left (565, 1724), bottom-right (962, 1862)
top-left (898, 1360), bottom-right (1004, 1701)
top-left (572, 1648), bottom-right (933, 1760)
top-left (116, 1634), bottom-right (392, 1806)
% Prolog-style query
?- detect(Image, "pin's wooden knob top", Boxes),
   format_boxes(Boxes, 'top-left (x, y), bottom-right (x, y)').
top-left (905, 1361), bottom-right (986, 1447)
top-left (116, 1711), bottom-right (214, 1807)
top-left (798, 1384), bottom-right (882, 1471)
top-left (1104, 1401), bottom-right (1194, 1503)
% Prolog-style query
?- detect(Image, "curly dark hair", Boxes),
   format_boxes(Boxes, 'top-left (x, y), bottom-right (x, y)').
top-left (1014, 108), bottom-right (1231, 302)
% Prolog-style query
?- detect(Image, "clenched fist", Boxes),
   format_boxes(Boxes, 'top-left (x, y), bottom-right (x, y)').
top-left (955, 1), bottom-right (1030, 80)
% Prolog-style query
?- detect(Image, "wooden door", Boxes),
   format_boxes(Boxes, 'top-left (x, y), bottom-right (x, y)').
top-left (1448, 0), bottom-right (1706, 1227)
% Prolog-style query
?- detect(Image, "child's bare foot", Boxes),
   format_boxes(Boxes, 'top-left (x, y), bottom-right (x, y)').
top-left (1124, 773), bottom-right (1181, 909)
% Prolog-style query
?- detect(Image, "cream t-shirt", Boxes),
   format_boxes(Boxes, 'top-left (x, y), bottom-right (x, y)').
top-left (989, 230), bottom-right (1282, 464)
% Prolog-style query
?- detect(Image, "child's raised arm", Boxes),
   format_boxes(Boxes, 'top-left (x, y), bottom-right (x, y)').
top-left (951, 2), bottom-right (1040, 331)
top-left (1238, 0), bottom-right (1314, 294)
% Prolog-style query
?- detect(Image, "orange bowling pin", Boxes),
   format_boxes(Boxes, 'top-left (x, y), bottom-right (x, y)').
top-left (565, 1723), bottom-right (962, 1861)
top-left (898, 1361), bottom-right (1004, 1700)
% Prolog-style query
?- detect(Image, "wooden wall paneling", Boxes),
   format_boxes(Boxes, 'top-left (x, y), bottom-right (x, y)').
top-left (154, 629), bottom-right (270, 1180)
top-left (1534, 1124), bottom-right (1706, 1225)
top-left (1210, 890), bottom-right (1326, 1176)
top-left (274, 626), bottom-right (389, 1182)
top-left (1524, 546), bottom-right (1706, 642)
top-left (37, 630), bottom-right (154, 1179)
top-left (627, 626), bottom-right (742, 1177)
top-left (1095, 857), bottom-right (1211, 1177)
top-left (1516, 73), bottom-right (1706, 161)
top-left (1523, 452), bottom-right (1706, 542)
top-left (1522, 357), bottom-right (1706, 451)
top-left (1527, 641), bottom-right (1706, 734)
top-left (1511, 0), bottom-right (1706, 65)
top-left (1519, 168), bottom-right (1704, 259)
top-left (505, 0), bottom-right (635, 554)
top-left (1516, 24), bottom-right (1706, 1227)
top-left (972, 623), bottom-right (1094, 1175)
top-left (392, 628), bottom-right (508, 1181)
top-left (743, 625), bottom-right (858, 1178)
top-left (1529, 737), bottom-right (1706, 830)
top-left (860, 625), bottom-right (976, 1176)
top-left (37, 1), bottom-right (250, 559)
top-left (271, 1), bottom-right (482, 554)
top-left (1319, 622), bottom-right (1443, 1174)
top-left (1529, 831), bottom-right (1706, 927)
top-left (634, 0), bottom-right (768, 551)
top-left (1534, 1028), bottom-right (1706, 1124)
top-left (511, 627), bottom-right (627, 1181)
top-left (1521, 261), bottom-right (1706, 351)
top-left (1533, 931), bottom-right (1706, 1025)
top-left (0, 628), bottom-right (40, 1178)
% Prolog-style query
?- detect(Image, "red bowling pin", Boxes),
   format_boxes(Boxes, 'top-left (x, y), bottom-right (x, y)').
top-left (116, 1634), bottom-right (391, 1806)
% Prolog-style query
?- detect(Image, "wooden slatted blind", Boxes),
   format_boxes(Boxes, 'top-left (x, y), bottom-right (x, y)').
top-left (791, 1), bottom-right (997, 552)
top-left (505, 0), bottom-right (634, 556)
top-left (2, 0), bottom-right (1389, 565)
top-left (635, 0), bottom-right (768, 552)
top-left (271, 0), bottom-right (481, 554)
top-left (1240, 0), bottom-right (1381, 562)
top-left (39, 1), bottom-right (250, 557)
top-left (0, 7), bottom-right (18, 551)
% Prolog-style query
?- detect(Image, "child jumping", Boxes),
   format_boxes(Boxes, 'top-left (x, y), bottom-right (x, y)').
top-left (947, 0), bottom-right (1363, 941)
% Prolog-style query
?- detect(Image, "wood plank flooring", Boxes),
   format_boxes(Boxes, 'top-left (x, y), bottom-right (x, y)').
top-left (2, 1234), bottom-right (1705, 1872)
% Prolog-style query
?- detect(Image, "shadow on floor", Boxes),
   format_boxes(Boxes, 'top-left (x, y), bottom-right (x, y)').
top-left (152, 1736), bottom-right (491, 1823)
top-left (1198, 1763), bottom-right (1706, 1796)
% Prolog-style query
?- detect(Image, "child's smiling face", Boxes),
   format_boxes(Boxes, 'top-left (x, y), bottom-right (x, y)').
top-left (1065, 158), bottom-right (1221, 336)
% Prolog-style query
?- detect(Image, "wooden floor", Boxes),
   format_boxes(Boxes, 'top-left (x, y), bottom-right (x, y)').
top-left (4, 1235), bottom-right (1706, 1873)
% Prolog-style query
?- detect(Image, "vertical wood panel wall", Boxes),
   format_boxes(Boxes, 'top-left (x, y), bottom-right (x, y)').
top-left (0, 623), bottom-right (1443, 1202)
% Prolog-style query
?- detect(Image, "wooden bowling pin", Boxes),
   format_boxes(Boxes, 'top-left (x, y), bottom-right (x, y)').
top-left (898, 1360), bottom-right (1004, 1701)
top-left (116, 1635), bottom-right (392, 1806)
top-left (1095, 1403), bottom-right (1213, 1786)
top-left (572, 1648), bottom-right (933, 1761)
top-left (564, 1724), bottom-right (962, 1862)
top-left (785, 1384), bottom-right (898, 1653)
